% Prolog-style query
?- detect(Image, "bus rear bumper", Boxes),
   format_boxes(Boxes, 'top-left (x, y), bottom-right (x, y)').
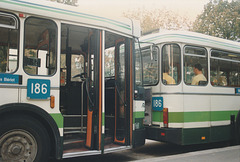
top-left (145, 126), bottom-right (182, 145)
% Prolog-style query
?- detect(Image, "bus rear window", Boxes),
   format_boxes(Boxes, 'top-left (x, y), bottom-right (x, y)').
top-left (24, 17), bottom-right (57, 76)
top-left (0, 12), bottom-right (19, 73)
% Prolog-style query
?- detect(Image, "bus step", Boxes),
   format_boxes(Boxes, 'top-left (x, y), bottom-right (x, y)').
top-left (64, 131), bottom-right (86, 140)
top-left (104, 136), bottom-right (113, 145)
top-left (63, 116), bottom-right (87, 127)
top-left (63, 139), bottom-right (86, 151)
top-left (64, 127), bottom-right (86, 131)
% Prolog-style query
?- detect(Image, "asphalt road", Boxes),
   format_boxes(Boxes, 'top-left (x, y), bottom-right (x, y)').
top-left (49, 140), bottom-right (238, 162)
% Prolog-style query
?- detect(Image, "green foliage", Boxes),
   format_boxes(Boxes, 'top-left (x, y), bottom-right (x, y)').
top-left (49, 0), bottom-right (78, 6)
top-left (193, 0), bottom-right (240, 40)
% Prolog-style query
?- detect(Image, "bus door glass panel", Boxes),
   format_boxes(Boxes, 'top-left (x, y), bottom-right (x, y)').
top-left (71, 55), bottom-right (85, 82)
top-left (60, 24), bottom-right (97, 149)
top-left (184, 46), bottom-right (208, 86)
top-left (60, 54), bottom-right (67, 86)
top-left (0, 12), bottom-right (19, 73)
top-left (24, 17), bottom-right (57, 75)
top-left (66, 54), bottom-right (85, 115)
top-left (162, 44), bottom-right (181, 85)
top-left (60, 24), bottom-right (88, 115)
top-left (115, 40), bottom-right (126, 144)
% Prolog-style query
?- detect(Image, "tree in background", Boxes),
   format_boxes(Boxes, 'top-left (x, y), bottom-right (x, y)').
top-left (193, 0), bottom-right (240, 40)
top-left (123, 8), bottom-right (193, 35)
top-left (48, 0), bottom-right (78, 6)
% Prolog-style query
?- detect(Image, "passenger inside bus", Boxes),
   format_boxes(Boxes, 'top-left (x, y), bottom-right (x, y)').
top-left (163, 65), bottom-right (176, 84)
top-left (191, 63), bottom-right (207, 85)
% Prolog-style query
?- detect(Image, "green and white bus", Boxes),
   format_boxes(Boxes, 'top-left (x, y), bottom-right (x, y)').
top-left (0, 0), bottom-right (145, 161)
top-left (139, 30), bottom-right (240, 145)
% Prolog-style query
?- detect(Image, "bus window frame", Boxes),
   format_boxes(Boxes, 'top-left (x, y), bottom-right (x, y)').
top-left (142, 44), bottom-right (160, 86)
top-left (161, 43), bottom-right (181, 86)
top-left (0, 11), bottom-right (20, 74)
top-left (0, 12), bottom-right (18, 29)
top-left (183, 45), bottom-right (208, 86)
top-left (23, 16), bottom-right (58, 76)
top-left (134, 38), bottom-right (144, 87)
top-left (210, 49), bottom-right (240, 88)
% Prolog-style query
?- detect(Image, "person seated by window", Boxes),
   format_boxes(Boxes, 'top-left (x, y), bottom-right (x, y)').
top-left (163, 66), bottom-right (176, 85)
top-left (191, 63), bottom-right (207, 85)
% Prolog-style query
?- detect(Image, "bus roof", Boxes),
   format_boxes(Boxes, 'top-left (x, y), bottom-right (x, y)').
top-left (0, 0), bottom-right (140, 38)
top-left (140, 30), bottom-right (240, 53)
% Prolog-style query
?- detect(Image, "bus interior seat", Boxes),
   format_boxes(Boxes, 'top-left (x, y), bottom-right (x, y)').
top-left (198, 80), bottom-right (207, 85)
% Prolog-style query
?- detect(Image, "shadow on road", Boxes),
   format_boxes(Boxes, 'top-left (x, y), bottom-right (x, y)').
top-left (49, 140), bottom-right (236, 162)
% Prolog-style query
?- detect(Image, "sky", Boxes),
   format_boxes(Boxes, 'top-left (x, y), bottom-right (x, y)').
top-left (76, 0), bottom-right (210, 21)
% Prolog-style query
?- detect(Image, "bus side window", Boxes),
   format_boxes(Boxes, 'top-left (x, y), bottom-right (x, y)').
top-left (0, 12), bottom-right (19, 73)
top-left (142, 46), bottom-right (159, 85)
top-left (210, 50), bottom-right (240, 87)
top-left (162, 44), bottom-right (181, 85)
top-left (184, 46), bottom-right (208, 86)
top-left (24, 17), bottom-right (57, 75)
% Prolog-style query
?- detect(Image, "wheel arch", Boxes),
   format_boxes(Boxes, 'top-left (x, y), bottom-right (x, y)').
top-left (0, 103), bottom-right (63, 159)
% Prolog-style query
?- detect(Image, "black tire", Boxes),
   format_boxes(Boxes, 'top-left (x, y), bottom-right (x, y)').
top-left (0, 115), bottom-right (50, 162)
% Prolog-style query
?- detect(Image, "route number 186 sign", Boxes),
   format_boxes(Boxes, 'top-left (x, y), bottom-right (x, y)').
top-left (152, 97), bottom-right (163, 111)
top-left (27, 79), bottom-right (50, 99)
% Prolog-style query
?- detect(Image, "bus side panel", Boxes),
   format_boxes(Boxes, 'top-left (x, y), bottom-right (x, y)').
top-left (0, 88), bottom-right (18, 104)
top-left (133, 99), bottom-right (146, 147)
top-left (183, 95), bottom-right (211, 128)
top-left (211, 95), bottom-right (240, 127)
top-left (20, 88), bottom-right (63, 136)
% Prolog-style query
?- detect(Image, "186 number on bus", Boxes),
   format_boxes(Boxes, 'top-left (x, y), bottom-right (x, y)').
top-left (152, 97), bottom-right (163, 111)
top-left (27, 79), bottom-right (50, 99)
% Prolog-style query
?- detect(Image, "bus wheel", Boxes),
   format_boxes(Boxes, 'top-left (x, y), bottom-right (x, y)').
top-left (0, 115), bottom-right (50, 162)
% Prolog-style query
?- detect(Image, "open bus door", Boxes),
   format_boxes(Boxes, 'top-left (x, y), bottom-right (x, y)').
top-left (114, 38), bottom-right (128, 145)
top-left (60, 25), bottom-right (103, 157)
top-left (85, 30), bottom-right (101, 149)
top-left (111, 37), bottom-right (145, 149)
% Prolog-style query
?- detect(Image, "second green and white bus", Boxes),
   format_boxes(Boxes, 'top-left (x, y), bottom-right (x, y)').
top-left (139, 30), bottom-right (240, 145)
top-left (0, 0), bottom-right (145, 161)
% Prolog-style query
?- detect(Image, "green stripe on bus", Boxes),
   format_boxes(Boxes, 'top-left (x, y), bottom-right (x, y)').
top-left (152, 110), bottom-right (238, 123)
top-left (50, 113), bottom-right (64, 128)
top-left (210, 111), bottom-right (238, 121)
top-left (133, 111), bottom-right (145, 119)
top-left (2, 0), bottom-right (131, 30)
